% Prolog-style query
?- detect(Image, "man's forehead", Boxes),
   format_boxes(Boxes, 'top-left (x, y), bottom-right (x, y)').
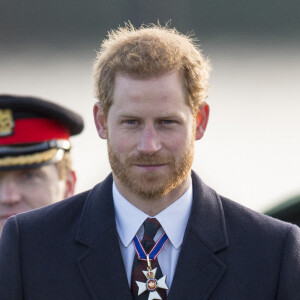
top-left (113, 72), bottom-right (185, 100)
top-left (114, 69), bottom-right (183, 84)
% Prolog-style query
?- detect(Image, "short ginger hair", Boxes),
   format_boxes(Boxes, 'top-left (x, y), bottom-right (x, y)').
top-left (93, 23), bottom-right (211, 117)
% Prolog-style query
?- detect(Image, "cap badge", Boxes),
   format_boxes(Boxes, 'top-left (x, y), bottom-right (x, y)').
top-left (0, 109), bottom-right (15, 137)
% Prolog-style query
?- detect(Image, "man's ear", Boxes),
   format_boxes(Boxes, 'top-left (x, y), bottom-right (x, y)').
top-left (64, 170), bottom-right (76, 198)
top-left (93, 102), bottom-right (108, 139)
top-left (195, 101), bottom-right (210, 140)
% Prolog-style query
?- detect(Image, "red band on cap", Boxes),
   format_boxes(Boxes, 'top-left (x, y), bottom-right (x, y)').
top-left (0, 118), bottom-right (70, 145)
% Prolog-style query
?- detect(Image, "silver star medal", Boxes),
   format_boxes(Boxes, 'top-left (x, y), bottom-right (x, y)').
top-left (135, 255), bottom-right (168, 300)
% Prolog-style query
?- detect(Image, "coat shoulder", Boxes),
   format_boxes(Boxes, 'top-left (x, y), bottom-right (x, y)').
top-left (220, 194), bottom-right (298, 243)
top-left (15, 189), bottom-right (91, 228)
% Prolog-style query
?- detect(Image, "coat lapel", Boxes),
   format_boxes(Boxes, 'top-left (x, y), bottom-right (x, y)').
top-left (75, 174), bottom-right (132, 300)
top-left (168, 172), bottom-right (228, 300)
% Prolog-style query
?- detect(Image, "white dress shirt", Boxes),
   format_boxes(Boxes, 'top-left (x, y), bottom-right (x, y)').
top-left (113, 180), bottom-right (193, 290)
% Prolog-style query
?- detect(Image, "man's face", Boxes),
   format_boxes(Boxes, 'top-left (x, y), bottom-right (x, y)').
top-left (95, 70), bottom-right (201, 200)
top-left (0, 164), bottom-right (68, 234)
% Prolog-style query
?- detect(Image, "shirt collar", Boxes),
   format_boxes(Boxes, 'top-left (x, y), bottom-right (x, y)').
top-left (113, 180), bottom-right (193, 250)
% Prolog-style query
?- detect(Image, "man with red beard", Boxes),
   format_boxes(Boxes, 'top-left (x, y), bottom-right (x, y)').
top-left (0, 24), bottom-right (299, 300)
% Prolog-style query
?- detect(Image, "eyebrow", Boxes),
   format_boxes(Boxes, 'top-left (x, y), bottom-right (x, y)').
top-left (117, 110), bottom-right (184, 119)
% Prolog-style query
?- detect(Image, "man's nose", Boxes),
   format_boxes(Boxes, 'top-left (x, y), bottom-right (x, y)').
top-left (0, 178), bottom-right (22, 205)
top-left (137, 124), bottom-right (162, 154)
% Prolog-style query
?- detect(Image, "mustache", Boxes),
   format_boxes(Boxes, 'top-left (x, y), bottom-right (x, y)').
top-left (125, 154), bottom-right (174, 165)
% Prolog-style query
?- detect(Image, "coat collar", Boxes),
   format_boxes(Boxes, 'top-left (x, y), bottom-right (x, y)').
top-left (75, 172), bottom-right (228, 300)
top-left (75, 174), bottom-right (132, 299)
top-left (188, 171), bottom-right (228, 253)
top-left (168, 171), bottom-right (228, 299)
top-left (75, 174), bottom-right (116, 247)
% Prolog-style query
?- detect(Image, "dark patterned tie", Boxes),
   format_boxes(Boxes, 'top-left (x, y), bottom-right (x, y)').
top-left (131, 218), bottom-right (167, 299)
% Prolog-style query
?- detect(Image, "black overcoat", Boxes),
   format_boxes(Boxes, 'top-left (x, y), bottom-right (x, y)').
top-left (0, 172), bottom-right (299, 299)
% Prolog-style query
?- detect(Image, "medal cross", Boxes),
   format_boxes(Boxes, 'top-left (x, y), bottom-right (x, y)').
top-left (135, 267), bottom-right (168, 300)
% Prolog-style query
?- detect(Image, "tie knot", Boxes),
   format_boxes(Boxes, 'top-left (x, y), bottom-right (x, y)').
top-left (142, 217), bottom-right (161, 243)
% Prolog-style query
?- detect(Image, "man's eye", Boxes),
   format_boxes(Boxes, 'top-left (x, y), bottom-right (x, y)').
top-left (22, 171), bottom-right (37, 180)
top-left (126, 120), bottom-right (136, 125)
top-left (25, 173), bottom-right (36, 180)
top-left (162, 120), bottom-right (174, 124)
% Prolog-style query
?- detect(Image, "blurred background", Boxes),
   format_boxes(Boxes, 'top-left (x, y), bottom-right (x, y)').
top-left (1, 0), bottom-right (299, 213)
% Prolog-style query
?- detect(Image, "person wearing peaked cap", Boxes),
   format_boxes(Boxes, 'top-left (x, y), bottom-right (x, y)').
top-left (0, 94), bottom-right (84, 235)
